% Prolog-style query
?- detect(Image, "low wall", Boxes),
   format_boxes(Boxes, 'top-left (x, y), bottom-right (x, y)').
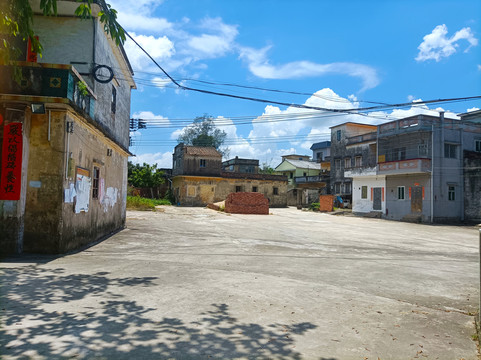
top-left (319, 195), bottom-right (334, 212)
top-left (225, 192), bottom-right (269, 215)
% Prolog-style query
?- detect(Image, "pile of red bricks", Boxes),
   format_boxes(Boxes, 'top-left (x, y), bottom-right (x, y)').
top-left (319, 195), bottom-right (334, 212)
top-left (224, 192), bottom-right (269, 215)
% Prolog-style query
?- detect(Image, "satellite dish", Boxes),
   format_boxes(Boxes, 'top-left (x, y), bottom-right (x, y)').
top-left (92, 64), bottom-right (114, 83)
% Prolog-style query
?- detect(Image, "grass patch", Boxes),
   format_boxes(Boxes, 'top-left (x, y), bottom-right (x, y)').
top-left (127, 196), bottom-right (171, 211)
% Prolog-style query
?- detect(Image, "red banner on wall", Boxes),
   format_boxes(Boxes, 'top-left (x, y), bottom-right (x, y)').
top-left (0, 123), bottom-right (23, 200)
top-left (27, 36), bottom-right (39, 63)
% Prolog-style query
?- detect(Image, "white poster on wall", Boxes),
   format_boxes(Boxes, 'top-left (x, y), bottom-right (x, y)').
top-left (75, 167), bottom-right (91, 213)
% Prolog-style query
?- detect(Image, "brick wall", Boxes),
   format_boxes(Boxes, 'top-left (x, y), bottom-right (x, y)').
top-left (319, 195), bottom-right (334, 212)
top-left (225, 192), bottom-right (269, 215)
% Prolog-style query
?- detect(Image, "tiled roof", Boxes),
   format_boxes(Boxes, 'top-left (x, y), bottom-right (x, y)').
top-left (185, 146), bottom-right (222, 157)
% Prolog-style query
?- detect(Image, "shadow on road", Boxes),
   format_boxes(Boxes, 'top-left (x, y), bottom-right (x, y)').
top-left (0, 265), bottom-right (322, 359)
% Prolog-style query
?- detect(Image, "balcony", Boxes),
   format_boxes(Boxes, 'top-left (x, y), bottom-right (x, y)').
top-left (344, 155), bottom-right (377, 177)
top-left (378, 116), bottom-right (433, 138)
top-left (294, 174), bottom-right (329, 187)
top-left (0, 62), bottom-right (95, 118)
top-left (346, 132), bottom-right (377, 146)
top-left (378, 158), bottom-right (432, 175)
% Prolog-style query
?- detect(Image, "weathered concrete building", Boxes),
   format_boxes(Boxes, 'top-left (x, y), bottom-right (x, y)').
top-left (347, 114), bottom-right (481, 222)
top-left (172, 146), bottom-right (287, 207)
top-left (330, 122), bottom-right (378, 206)
top-left (0, 1), bottom-right (135, 254)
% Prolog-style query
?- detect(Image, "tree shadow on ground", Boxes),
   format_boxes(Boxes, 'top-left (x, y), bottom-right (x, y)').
top-left (0, 265), bottom-right (323, 359)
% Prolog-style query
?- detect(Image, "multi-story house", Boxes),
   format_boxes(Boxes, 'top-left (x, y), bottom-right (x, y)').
top-left (274, 154), bottom-right (328, 206)
top-left (0, 1), bottom-right (136, 254)
top-left (172, 144), bottom-right (287, 207)
top-left (329, 122), bottom-right (378, 206)
top-left (310, 141), bottom-right (331, 162)
top-left (348, 113), bottom-right (481, 222)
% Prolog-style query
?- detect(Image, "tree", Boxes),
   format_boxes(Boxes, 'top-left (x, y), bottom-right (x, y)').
top-left (177, 114), bottom-right (229, 157)
top-left (1, 0), bottom-right (125, 66)
top-left (128, 162), bottom-right (165, 189)
top-left (259, 162), bottom-right (276, 174)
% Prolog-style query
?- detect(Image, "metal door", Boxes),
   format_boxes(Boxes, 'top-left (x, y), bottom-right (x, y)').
top-left (373, 187), bottom-right (382, 210)
top-left (411, 186), bottom-right (423, 213)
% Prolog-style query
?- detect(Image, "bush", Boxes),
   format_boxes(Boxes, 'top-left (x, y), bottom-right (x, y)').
top-left (309, 202), bottom-right (320, 211)
top-left (126, 196), bottom-right (172, 210)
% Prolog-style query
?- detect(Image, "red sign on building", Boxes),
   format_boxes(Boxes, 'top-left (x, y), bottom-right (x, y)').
top-left (0, 123), bottom-right (23, 200)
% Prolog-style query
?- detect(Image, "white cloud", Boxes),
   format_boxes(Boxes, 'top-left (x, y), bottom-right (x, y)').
top-left (124, 33), bottom-right (175, 71)
top-left (184, 17), bottom-right (238, 59)
top-left (129, 151), bottom-right (173, 168)
top-left (467, 107), bottom-right (480, 112)
top-left (415, 24), bottom-right (478, 62)
top-left (239, 46), bottom-right (380, 92)
top-left (478, 64), bottom-right (481, 71)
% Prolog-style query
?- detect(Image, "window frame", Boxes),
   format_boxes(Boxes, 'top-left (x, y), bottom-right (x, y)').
top-left (335, 158), bottom-right (341, 170)
top-left (273, 187), bottom-right (279, 195)
top-left (448, 185), bottom-right (455, 201)
top-left (355, 156), bottom-right (362, 167)
top-left (361, 186), bottom-right (368, 199)
top-left (397, 186), bottom-right (405, 200)
top-left (111, 86), bottom-right (116, 114)
top-left (92, 166), bottom-right (100, 199)
top-left (336, 130), bottom-right (341, 141)
top-left (199, 159), bottom-right (206, 168)
top-left (475, 139), bottom-right (481, 152)
top-left (344, 157), bottom-right (351, 169)
top-left (252, 186), bottom-right (258, 192)
top-left (444, 143), bottom-right (457, 159)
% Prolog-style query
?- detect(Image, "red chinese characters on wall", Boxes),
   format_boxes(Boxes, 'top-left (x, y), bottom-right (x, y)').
top-left (0, 123), bottom-right (23, 200)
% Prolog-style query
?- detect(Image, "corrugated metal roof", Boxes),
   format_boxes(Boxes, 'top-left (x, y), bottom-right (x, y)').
top-left (185, 146), bottom-right (222, 157)
top-left (277, 159), bottom-right (321, 170)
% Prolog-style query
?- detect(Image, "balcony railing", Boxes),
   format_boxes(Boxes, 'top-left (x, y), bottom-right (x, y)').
top-left (0, 62), bottom-right (95, 118)
top-left (378, 158), bottom-right (432, 175)
top-left (294, 175), bottom-right (325, 184)
top-left (346, 132), bottom-right (377, 145)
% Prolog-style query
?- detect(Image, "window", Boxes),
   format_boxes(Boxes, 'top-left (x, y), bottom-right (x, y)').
top-left (418, 144), bottom-right (428, 157)
top-left (273, 187), bottom-right (279, 195)
top-left (334, 183), bottom-right (341, 194)
top-left (343, 182), bottom-right (351, 194)
top-left (475, 140), bottom-right (481, 152)
top-left (111, 86), bottom-right (116, 113)
top-left (391, 147), bottom-right (406, 161)
top-left (444, 143), bottom-right (457, 159)
top-left (448, 186), bottom-right (455, 201)
top-left (229, 165), bottom-right (234, 171)
top-left (355, 156), bottom-right (362, 167)
top-left (344, 158), bottom-right (351, 168)
top-left (335, 159), bottom-right (341, 169)
top-left (303, 172), bottom-right (307, 176)
top-left (336, 130), bottom-right (341, 141)
top-left (199, 159), bottom-right (206, 168)
top-left (397, 186), bottom-right (405, 200)
top-left (252, 186), bottom-right (258, 192)
top-left (361, 186), bottom-right (368, 199)
top-left (92, 166), bottom-right (100, 199)
top-left (236, 186), bottom-right (242, 192)
top-left (290, 172), bottom-right (293, 179)
top-left (317, 152), bottom-right (323, 160)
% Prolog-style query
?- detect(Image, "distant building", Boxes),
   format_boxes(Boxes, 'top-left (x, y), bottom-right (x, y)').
top-left (172, 145), bottom-right (287, 207)
top-left (310, 141), bottom-right (331, 162)
top-left (330, 122), bottom-right (378, 206)
top-left (222, 157), bottom-right (259, 174)
top-left (274, 155), bottom-right (328, 206)
top-left (347, 113), bottom-right (481, 223)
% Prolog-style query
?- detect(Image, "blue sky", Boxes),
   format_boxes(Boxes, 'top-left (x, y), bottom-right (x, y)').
top-left (110, 0), bottom-right (481, 168)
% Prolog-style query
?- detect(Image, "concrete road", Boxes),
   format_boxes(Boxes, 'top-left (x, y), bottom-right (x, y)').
top-left (1, 207), bottom-right (479, 359)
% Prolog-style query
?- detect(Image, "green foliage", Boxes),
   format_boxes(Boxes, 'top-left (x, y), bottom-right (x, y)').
top-left (126, 196), bottom-right (171, 211)
top-left (77, 81), bottom-right (88, 96)
top-left (259, 162), bottom-right (275, 174)
top-left (128, 162), bottom-right (165, 188)
top-left (177, 114), bottom-right (229, 157)
top-left (309, 202), bottom-right (320, 211)
top-left (0, 0), bottom-right (124, 66)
